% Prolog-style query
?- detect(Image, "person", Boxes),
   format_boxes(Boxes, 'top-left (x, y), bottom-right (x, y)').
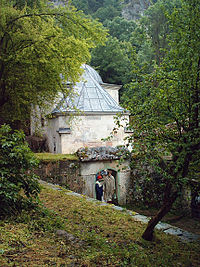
top-left (104, 169), bottom-right (116, 203)
top-left (95, 172), bottom-right (104, 201)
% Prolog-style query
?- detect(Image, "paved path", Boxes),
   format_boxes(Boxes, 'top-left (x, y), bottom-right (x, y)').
top-left (40, 180), bottom-right (200, 243)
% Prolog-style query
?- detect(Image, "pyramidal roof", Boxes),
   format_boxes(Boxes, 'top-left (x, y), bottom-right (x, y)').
top-left (52, 64), bottom-right (125, 114)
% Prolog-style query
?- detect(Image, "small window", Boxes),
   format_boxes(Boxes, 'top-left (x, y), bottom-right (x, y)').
top-left (41, 117), bottom-right (45, 127)
top-left (57, 127), bottom-right (71, 134)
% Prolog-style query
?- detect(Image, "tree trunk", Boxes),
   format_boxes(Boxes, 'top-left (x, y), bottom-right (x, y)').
top-left (142, 191), bottom-right (178, 241)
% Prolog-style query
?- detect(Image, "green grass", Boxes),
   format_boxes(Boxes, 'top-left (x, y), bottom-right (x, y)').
top-left (0, 185), bottom-right (200, 266)
top-left (35, 152), bottom-right (79, 161)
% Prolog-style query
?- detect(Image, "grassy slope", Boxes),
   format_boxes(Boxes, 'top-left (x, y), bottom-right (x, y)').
top-left (0, 185), bottom-right (200, 266)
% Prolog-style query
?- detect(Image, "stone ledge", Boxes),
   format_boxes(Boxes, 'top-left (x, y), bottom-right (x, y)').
top-left (77, 146), bottom-right (130, 162)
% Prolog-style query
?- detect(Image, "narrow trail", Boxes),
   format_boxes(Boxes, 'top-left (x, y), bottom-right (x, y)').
top-left (39, 180), bottom-right (200, 243)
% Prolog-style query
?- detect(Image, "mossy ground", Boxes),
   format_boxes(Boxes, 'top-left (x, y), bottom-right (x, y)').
top-left (0, 185), bottom-right (200, 266)
top-left (35, 153), bottom-right (78, 162)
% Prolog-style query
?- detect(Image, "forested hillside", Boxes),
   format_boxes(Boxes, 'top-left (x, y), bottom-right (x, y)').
top-left (71, 0), bottom-right (176, 89)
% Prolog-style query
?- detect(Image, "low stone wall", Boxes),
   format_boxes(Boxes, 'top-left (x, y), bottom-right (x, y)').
top-left (34, 154), bottom-right (200, 216)
top-left (36, 158), bottom-right (131, 205)
top-left (35, 146), bottom-right (132, 205)
top-left (35, 159), bottom-right (85, 194)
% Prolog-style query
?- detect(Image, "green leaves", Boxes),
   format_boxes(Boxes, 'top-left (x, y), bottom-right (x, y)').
top-left (0, 1), bottom-right (107, 123)
top-left (122, 0), bottom-right (200, 211)
top-left (0, 124), bottom-right (40, 217)
top-left (91, 36), bottom-right (132, 84)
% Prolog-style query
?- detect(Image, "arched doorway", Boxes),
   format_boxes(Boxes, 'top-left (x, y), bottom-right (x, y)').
top-left (191, 193), bottom-right (200, 218)
top-left (95, 168), bottom-right (118, 205)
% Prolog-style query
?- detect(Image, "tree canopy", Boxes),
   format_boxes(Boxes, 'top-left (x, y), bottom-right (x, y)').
top-left (91, 36), bottom-right (132, 84)
top-left (122, 0), bottom-right (200, 240)
top-left (104, 16), bottom-right (136, 42)
top-left (0, 0), bottom-right (107, 124)
top-left (72, 0), bottom-right (122, 21)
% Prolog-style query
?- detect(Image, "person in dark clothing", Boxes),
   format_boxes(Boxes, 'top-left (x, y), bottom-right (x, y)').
top-left (95, 172), bottom-right (104, 201)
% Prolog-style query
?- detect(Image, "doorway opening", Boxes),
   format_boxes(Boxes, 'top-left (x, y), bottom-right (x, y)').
top-left (95, 169), bottom-right (118, 205)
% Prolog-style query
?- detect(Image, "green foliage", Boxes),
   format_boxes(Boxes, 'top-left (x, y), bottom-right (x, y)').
top-left (11, 0), bottom-right (44, 10)
top-left (122, 0), bottom-right (191, 115)
top-left (72, 0), bottom-right (132, 86)
top-left (131, 159), bottom-right (167, 207)
top-left (0, 124), bottom-right (40, 217)
top-left (104, 17), bottom-right (136, 42)
top-left (72, 0), bottom-right (90, 14)
top-left (93, 0), bottom-right (122, 22)
top-left (72, 0), bottom-right (122, 21)
top-left (91, 36), bottom-right (132, 84)
top-left (72, 0), bottom-right (182, 91)
top-left (137, 0), bottom-right (181, 65)
top-left (121, 47), bottom-right (154, 108)
top-left (123, 0), bottom-right (200, 228)
top-left (72, 0), bottom-right (104, 14)
top-left (0, 0), bottom-right (107, 123)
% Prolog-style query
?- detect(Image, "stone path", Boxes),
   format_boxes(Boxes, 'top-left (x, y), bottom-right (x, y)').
top-left (40, 180), bottom-right (200, 243)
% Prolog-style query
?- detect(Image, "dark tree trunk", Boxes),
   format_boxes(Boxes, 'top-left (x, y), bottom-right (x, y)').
top-left (142, 191), bottom-right (178, 241)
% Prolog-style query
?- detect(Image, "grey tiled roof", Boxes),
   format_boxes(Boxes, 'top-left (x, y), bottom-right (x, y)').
top-left (82, 64), bottom-right (103, 84)
top-left (52, 64), bottom-right (125, 114)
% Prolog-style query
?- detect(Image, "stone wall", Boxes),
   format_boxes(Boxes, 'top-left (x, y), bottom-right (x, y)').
top-left (80, 160), bottom-right (131, 205)
top-left (35, 147), bottom-right (132, 205)
top-left (36, 158), bottom-right (131, 205)
top-left (35, 154), bottom-right (200, 216)
top-left (35, 159), bottom-right (85, 194)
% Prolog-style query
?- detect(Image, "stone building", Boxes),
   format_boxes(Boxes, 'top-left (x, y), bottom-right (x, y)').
top-left (31, 64), bottom-right (132, 204)
top-left (31, 64), bottom-right (130, 154)
top-left (36, 146), bottom-right (131, 205)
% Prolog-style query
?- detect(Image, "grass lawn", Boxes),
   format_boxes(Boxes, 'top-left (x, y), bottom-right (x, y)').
top-left (0, 184), bottom-right (200, 266)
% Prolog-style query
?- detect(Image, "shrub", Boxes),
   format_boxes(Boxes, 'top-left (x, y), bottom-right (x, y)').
top-left (0, 124), bottom-right (40, 217)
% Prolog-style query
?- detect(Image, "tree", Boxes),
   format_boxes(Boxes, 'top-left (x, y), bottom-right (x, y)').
top-left (124, 0), bottom-right (200, 241)
top-left (0, 124), bottom-right (40, 217)
top-left (71, 0), bottom-right (90, 14)
top-left (104, 16), bottom-right (136, 42)
top-left (120, 0), bottom-right (181, 107)
top-left (93, 1), bottom-right (121, 23)
top-left (129, 0), bottom-right (181, 67)
top-left (91, 37), bottom-right (132, 84)
top-left (72, 0), bottom-right (122, 22)
top-left (0, 0), bottom-right (107, 124)
top-left (12, 0), bottom-right (43, 9)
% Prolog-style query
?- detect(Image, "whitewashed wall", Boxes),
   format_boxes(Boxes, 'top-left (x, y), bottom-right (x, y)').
top-left (80, 160), bottom-right (131, 205)
top-left (102, 84), bottom-right (120, 104)
top-left (46, 113), bottom-right (130, 154)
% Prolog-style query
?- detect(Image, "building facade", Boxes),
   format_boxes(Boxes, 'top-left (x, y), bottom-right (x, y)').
top-left (32, 64), bottom-right (130, 154)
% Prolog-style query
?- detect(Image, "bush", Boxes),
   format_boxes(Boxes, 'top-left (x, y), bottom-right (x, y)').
top-left (0, 124), bottom-right (40, 217)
